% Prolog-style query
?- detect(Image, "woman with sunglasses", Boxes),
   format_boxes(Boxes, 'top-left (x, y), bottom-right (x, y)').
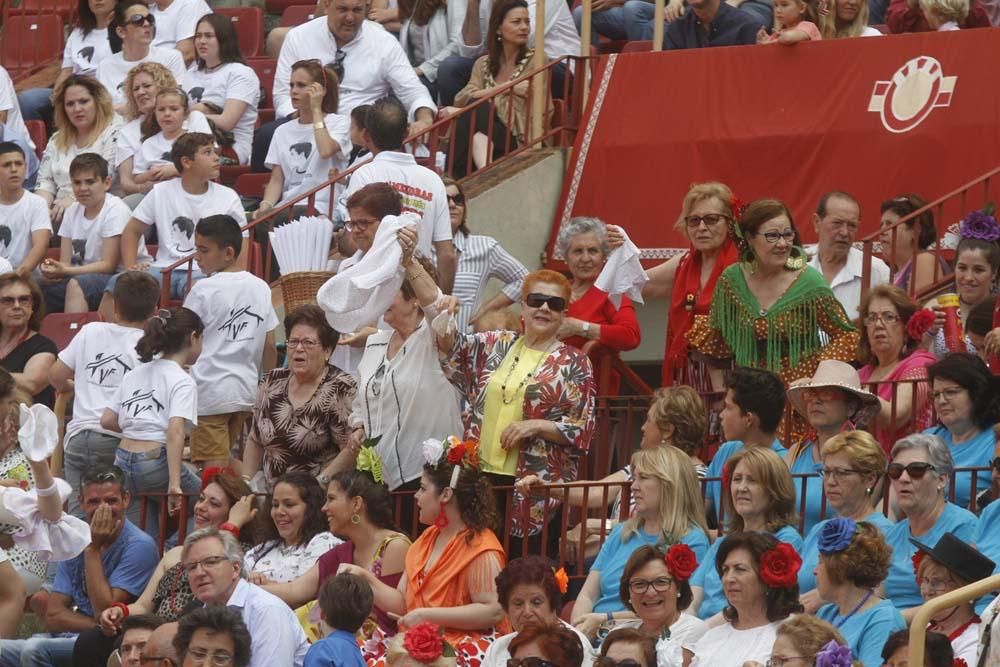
top-left (922, 352), bottom-right (1000, 510)
top-left (409, 260), bottom-right (596, 551)
top-left (857, 284), bottom-right (937, 454)
top-left (508, 622), bottom-right (586, 667)
top-left (882, 433), bottom-right (978, 622)
top-left (0, 275), bottom-right (56, 408)
top-left (95, 2), bottom-right (187, 113)
top-left (688, 199), bottom-right (858, 443)
top-left (595, 627), bottom-right (656, 667)
top-left (443, 177), bottom-right (528, 333)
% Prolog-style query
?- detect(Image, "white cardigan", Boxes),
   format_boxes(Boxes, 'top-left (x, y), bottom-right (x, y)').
top-left (397, 0), bottom-right (466, 83)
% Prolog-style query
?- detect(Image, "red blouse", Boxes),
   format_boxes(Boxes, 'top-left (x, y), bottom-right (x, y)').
top-left (564, 286), bottom-right (641, 394)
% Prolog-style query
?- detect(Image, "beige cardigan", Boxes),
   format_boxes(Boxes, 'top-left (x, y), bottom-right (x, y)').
top-left (454, 49), bottom-right (551, 142)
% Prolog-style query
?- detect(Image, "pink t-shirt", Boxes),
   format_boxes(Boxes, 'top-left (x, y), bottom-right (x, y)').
top-left (766, 20), bottom-right (823, 40)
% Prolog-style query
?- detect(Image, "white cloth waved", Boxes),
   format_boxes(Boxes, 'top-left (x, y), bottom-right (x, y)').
top-left (317, 212), bottom-right (418, 332)
top-left (18, 404), bottom-right (59, 462)
top-left (0, 481), bottom-right (92, 561)
top-left (594, 226), bottom-right (647, 308)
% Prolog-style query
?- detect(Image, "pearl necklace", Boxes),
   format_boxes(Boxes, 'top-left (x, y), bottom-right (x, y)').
top-left (500, 339), bottom-right (554, 404)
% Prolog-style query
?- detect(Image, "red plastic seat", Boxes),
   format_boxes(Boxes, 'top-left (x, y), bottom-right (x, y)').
top-left (4, 0), bottom-right (75, 23)
top-left (24, 120), bottom-right (47, 158)
top-left (1, 14), bottom-right (65, 77)
top-left (39, 312), bottom-right (102, 351)
top-left (234, 172), bottom-right (270, 200)
top-left (247, 57), bottom-right (276, 110)
top-left (267, 0), bottom-right (312, 15)
top-left (219, 164), bottom-right (251, 186)
top-left (216, 7), bottom-right (264, 58)
top-left (279, 4), bottom-right (317, 26)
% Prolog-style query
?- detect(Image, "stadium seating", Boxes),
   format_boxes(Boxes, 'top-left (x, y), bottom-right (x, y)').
top-left (3, 0), bottom-right (75, 23)
top-left (248, 57), bottom-right (277, 124)
top-left (0, 13), bottom-right (64, 77)
top-left (279, 4), bottom-right (316, 26)
top-left (39, 311), bottom-right (102, 351)
top-left (217, 7), bottom-right (264, 58)
top-left (24, 120), bottom-right (46, 158)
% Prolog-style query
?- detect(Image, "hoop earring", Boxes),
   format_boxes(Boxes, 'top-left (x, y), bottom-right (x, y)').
top-left (433, 500), bottom-right (449, 529)
top-left (350, 513), bottom-right (361, 525)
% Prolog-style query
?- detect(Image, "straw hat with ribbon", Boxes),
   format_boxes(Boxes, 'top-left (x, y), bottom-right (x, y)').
top-left (786, 360), bottom-right (880, 429)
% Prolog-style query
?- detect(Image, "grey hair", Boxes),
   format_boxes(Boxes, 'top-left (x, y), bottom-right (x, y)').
top-left (557, 217), bottom-right (607, 258)
top-left (890, 433), bottom-right (955, 487)
top-left (181, 527), bottom-right (247, 577)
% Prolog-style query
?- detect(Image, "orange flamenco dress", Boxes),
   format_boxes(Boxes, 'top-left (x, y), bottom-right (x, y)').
top-left (402, 526), bottom-right (510, 667)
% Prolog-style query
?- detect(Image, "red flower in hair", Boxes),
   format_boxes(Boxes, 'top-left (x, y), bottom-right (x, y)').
top-left (759, 542), bottom-right (801, 588)
top-left (553, 568), bottom-right (569, 594)
top-left (954, 659), bottom-right (968, 667)
top-left (200, 466), bottom-right (236, 491)
top-left (403, 622), bottom-right (444, 663)
top-left (446, 442), bottom-right (467, 465)
top-left (665, 543), bottom-right (698, 581)
top-left (905, 309), bottom-right (936, 341)
top-left (730, 195), bottom-right (745, 222)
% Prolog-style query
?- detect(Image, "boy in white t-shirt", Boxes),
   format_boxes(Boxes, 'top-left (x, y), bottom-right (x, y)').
top-left (184, 214), bottom-right (278, 468)
top-left (0, 142), bottom-right (52, 275)
top-left (103, 132), bottom-right (247, 318)
top-left (39, 154), bottom-right (130, 313)
top-left (48, 271), bottom-right (161, 517)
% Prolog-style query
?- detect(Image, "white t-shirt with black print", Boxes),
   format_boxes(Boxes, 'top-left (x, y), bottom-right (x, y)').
top-left (0, 190), bottom-right (52, 270)
top-left (62, 26), bottom-right (112, 76)
top-left (185, 62), bottom-right (260, 165)
top-left (264, 113), bottom-right (352, 214)
top-left (184, 270), bottom-right (279, 415)
top-left (116, 118), bottom-right (143, 168)
top-left (150, 0), bottom-right (212, 49)
top-left (110, 357), bottom-right (198, 442)
top-left (58, 194), bottom-right (131, 268)
top-left (96, 47), bottom-right (187, 107)
top-left (132, 110), bottom-right (212, 174)
top-left (132, 178), bottom-right (246, 268)
top-left (59, 321), bottom-right (144, 441)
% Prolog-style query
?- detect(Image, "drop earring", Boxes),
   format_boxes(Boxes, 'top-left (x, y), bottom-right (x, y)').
top-left (350, 513), bottom-right (361, 525)
top-left (433, 500), bottom-right (449, 529)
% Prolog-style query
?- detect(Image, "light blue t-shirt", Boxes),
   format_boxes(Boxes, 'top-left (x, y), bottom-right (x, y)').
top-left (816, 598), bottom-right (905, 667)
top-left (798, 511), bottom-right (895, 593)
top-left (304, 629), bottom-right (365, 667)
top-left (975, 498), bottom-right (1000, 574)
top-left (923, 425), bottom-right (994, 510)
top-left (690, 524), bottom-right (803, 620)
top-left (883, 502), bottom-right (977, 610)
top-left (788, 440), bottom-right (825, 535)
top-left (704, 439), bottom-right (788, 518)
top-left (591, 522), bottom-right (710, 613)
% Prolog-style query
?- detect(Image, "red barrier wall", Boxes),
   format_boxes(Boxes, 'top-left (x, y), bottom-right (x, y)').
top-left (549, 29), bottom-right (1000, 260)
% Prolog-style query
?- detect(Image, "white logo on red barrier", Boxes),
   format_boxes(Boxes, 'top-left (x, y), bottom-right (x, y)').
top-left (868, 56), bottom-right (956, 133)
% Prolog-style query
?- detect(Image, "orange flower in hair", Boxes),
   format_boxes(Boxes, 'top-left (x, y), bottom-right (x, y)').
top-left (552, 567), bottom-right (569, 595)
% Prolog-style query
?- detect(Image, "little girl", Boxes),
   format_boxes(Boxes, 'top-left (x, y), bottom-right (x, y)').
top-left (101, 307), bottom-right (204, 539)
top-left (133, 88), bottom-right (213, 185)
top-left (919, 0), bottom-right (967, 29)
top-left (758, 0), bottom-right (823, 43)
top-left (256, 59), bottom-right (352, 221)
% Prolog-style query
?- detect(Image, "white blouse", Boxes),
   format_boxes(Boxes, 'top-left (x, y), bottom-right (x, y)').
top-left (36, 118), bottom-right (123, 201)
top-left (688, 621), bottom-right (778, 667)
top-left (243, 531), bottom-right (341, 583)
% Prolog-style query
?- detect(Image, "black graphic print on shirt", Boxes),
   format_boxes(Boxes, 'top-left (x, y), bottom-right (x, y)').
top-left (219, 305), bottom-right (265, 342)
top-left (0, 225), bottom-right (10, 253)
top-left (121, 388), bottom-right (164, 417)
top-left (188, 87), bottom-right (205, 103)
top-left (289, 142), bottom-right (312, 175)
top-left (72, 239), bottom-right (87, 264)
top-left (78, 46), bottom-right (94, 63)
top-left (85, 352), bottom-right (133, 386)
top-left (170, 216), bottom-right (195, 254)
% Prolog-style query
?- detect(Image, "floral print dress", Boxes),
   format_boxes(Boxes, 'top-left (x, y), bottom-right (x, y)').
top-left (0, 447), bottom-right (45, 582)
top-left (441, 330), bottom-right (596, 537)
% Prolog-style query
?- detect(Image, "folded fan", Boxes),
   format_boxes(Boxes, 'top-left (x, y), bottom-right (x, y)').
top-left (269, 216), bottom-right (335, 274)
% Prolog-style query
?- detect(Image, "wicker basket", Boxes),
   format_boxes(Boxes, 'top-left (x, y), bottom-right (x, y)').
top-left (280, 271), bottom-right (333, 314)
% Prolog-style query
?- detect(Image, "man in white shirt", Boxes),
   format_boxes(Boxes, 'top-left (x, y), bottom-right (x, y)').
top-left (807, 190), bottom-right (890, 321)
top-left (149, 0), bottom-right (212, 65)
top-left (344, 98), bottom-right (456, 292)
top-left (437, 0), bottom-right (580, 104)
top-left (251, 0), bottom-right (436, 171)
top-left (180, 528), bottom-right (309, 667)
top-left (0, 141), bottom-right (52, 276)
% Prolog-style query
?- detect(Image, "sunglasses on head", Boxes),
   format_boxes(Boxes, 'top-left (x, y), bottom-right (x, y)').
top-left (524, 293), bottom-right (566, 312)
top-left (125, 13), bottom-right (155, 27)
top-left (507, 659), bottom-right (559, 667)
top-left (886, 462), bottom-right (936, 480)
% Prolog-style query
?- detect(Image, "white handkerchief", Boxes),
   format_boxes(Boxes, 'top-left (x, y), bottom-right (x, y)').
top-left (595, 228), bottom-right (647, 308)
top-left (17, 404), bottom-right (58, 463)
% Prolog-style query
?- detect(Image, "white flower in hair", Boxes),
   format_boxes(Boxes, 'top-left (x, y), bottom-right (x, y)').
top-left (422, 438), bottom-right (445, 466)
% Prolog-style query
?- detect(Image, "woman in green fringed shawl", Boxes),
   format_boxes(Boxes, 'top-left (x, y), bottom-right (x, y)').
top-left (686, 198), bottom-right (860, 444)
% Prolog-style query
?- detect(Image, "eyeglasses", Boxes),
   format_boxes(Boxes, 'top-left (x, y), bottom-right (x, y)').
top-left (183, 555), bottom-right (230, 574)
top-left (447, 193), bottom-right (466, 206)
top-left (596, 659), bottom-right (643, 667)
top-left (820, 467), bottom-right (862, 481)
top-left (801, 388), bottom-right (846, 403)
top-left (886, 462), bottom-right (937, 480)
top-left (931, 387), bottom-right (965, 402)
top-left (863, 311), bottom-right (901, 326)
top-left (628, 576), bottom-right (674, 594)
top-left (185, 648), bottom-right (234, 666)
top-left (87, 467), bottom-right (125, 486)
top-left (125, 13), bottom-right (155, 27)
top-left (524, 293), bottom-right (567, 312)
top-left (344, 217), bottom-right (378, 232)
top-left (766, 658), bottom-right (813, 667)
top-left (752, 230), bottom-right (796, 244)
top-left (917, 576), bottom-right (954, 592)
top-left (0, 295), bottom-right (31, 306)
top-left (507, 659), bottom-right (558, 667)
top-left (684, 213), bottom-right (729, 229)
top-left (286, 338), bottom-right (320, 350)
top-left (329, 48), bottom-right (346, 81)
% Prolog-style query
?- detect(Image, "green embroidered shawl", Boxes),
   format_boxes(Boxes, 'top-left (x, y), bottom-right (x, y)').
top-left (708, 264), bottom-right (855, 372)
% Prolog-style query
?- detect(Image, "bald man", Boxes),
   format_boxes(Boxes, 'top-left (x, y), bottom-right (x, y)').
top-left (140, 622), bottom-right (179, 667)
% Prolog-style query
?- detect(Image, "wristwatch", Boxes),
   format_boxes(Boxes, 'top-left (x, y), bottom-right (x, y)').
top-left (318, 473), bottom-right (331, 486)
top-left (582, 322), bottom-right (591, 338)
top-left (313, 121), bottom-right (326, 130)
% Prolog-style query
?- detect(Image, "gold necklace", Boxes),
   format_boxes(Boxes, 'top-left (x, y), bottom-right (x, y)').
top-left (499, 339), bottom-right (552, 405)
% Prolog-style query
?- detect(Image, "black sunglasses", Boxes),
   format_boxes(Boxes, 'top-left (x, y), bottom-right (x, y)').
top-left (447, 193), bottom-right (466, 205)
top-left (525, 293), bottom-right (566, 312)
top-left (597, 660), bottom-right (643, 667)
top-left (329, 48), bottom-right (346, 81)
top-left (125, 13), bottom-right (155, 27)
top-left (508, 660), bottom-right (558, 667)
top-left (886, 462), bottom-right (937, 480)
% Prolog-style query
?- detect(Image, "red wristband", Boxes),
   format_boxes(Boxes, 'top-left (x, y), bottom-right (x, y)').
top-left (219, 522), bottom-right (240, 538)
top-left (111, 602), bottom-right (130, 619)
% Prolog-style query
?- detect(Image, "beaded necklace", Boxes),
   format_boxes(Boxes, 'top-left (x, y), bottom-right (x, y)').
top-left (499, 339), bottom-right (554, 404)
top-left (831, 588), bottom-right (875, 628)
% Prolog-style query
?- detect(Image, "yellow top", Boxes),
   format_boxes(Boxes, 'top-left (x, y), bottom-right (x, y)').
top-left (479, 342), bottom-right (548, 476)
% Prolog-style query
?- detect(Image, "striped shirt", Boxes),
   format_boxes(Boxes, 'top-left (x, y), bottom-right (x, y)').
top-left (451, 232), bottom-right (528, 332)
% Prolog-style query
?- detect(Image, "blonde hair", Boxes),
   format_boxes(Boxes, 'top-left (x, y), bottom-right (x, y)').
top-left (385, 634), bottom-right (457, 667)
top-left (621, 446), bottom-right (708, 544)
top-left (918, 0), bottom-right (968, 23)
top-left (123, 62), bottom-right (179, 121)
top-left (820, 0), bottom-right (872, 37)
top-left (650, 386), bottom-right (707, 456)
top-left (821, 431), bottom-right (886, 485)
top-left (776, 616), bottom-right (858, 665)
top-left (674, 182), bottom-right (734, 232)
top-left (52, 75), bottom-right (115, 152)
top-left (721, 447), bottom-right (798, 534)
top-left (772, 0), bottom-right (816, 31)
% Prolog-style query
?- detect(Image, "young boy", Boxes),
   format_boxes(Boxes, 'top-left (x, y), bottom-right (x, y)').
top-left (48, 270), bottom-right (161, 517)
top-left (40, 154), bottom-right (131, 313)
top-left (104, 132), bottom-right (246, 317)
top-left (304, 573), bottom-right (371, 667)
top-left (0, 141), bottom-right (51, 276)
top-left (183, 214), bottom-right (277, 468)
top-left (348, 104), bottom-right (372, 167)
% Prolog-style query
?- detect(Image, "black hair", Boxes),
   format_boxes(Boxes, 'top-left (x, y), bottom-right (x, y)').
top-left (113, 0), bottom-right (148, 28)
top-left (967, 297), bottom-right (996, 338)
top-left (173, 605), bottom-right (252, 667)
top-left (716, 532), bottom-right (803, 623)
top-left (365, 98), bottom-right (408, 152)
top-left (81, 464), bottom-right (127, 493)
top-left (78, 0), bottom-right (103, 35)
top-left (881, 630), bottom-right (953, 667)
top-left (350, 104), bottom-right (372, 129)
top-left (195, 215), bottom-right (243, 259)
top-left (135, 306), bottom-right (204, 363)
top-left (329, 469), bottom-right (395, 530)
top-left (956, 237), bottom-right (1000, 276)
top-left (195, 13), bottom-right (246, 70)
top-left (318, 573), bottom-right (374, 634)
top-left (252, 472), bottom-right (329, 561)
top-left (113, 271), bottom-right (160, 322)
top-left (69, 153), bottom-right (110, 180)
top-left (815, 191), bottom-right (859, 219)
top-left (880, 194), bottom-right (936, 251)
top-left (170, 132), bottom-right (215, 173)
top-left (727, 367), bottom-right (786, 434)
top-left (0, 142), bottom-right (25, 160)
top-left (928, 352), bottom-right (1000, 430)
top-left (120, 614), bottom-right (165, 635)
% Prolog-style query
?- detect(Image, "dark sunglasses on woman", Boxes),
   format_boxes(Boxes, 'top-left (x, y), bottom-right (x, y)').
top-left (125, 12), bottom-right (155, 27)
top-left (525, 293), bottom-right (566, 312)
top-left (886, 462), bottom-right (936, 480)
top-left (596, 659), bottom-right (643, 667)
top-left (507, 659), bottom-right (559, 667)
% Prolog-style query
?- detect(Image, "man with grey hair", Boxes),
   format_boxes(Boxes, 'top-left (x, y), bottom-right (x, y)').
top-left (181, 528), bottom-right (309, 667)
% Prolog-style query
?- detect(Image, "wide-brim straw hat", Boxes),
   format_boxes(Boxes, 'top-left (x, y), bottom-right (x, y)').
top-left (786, 360), bottom-right (881, 429)
top-left (910, 532), bottom-right (996, 584)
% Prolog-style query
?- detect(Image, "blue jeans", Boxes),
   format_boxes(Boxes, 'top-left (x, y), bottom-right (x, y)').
top-left (437, 55), bottom-right (477, 106)
top-left (17, 87), bottom-right (54, 126)
top-left (114, 446), bottom-right (201, 541)
top-left (0, 635), bottom-right (76, 667)
top-left (625, 0), bottom-right (769, 42)
top-left (104, 266), bottom-right (205, 301)
top-left (62, 430), bottom-right (122, 519)
top-left (573, 4), bottom-right (628, 42)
